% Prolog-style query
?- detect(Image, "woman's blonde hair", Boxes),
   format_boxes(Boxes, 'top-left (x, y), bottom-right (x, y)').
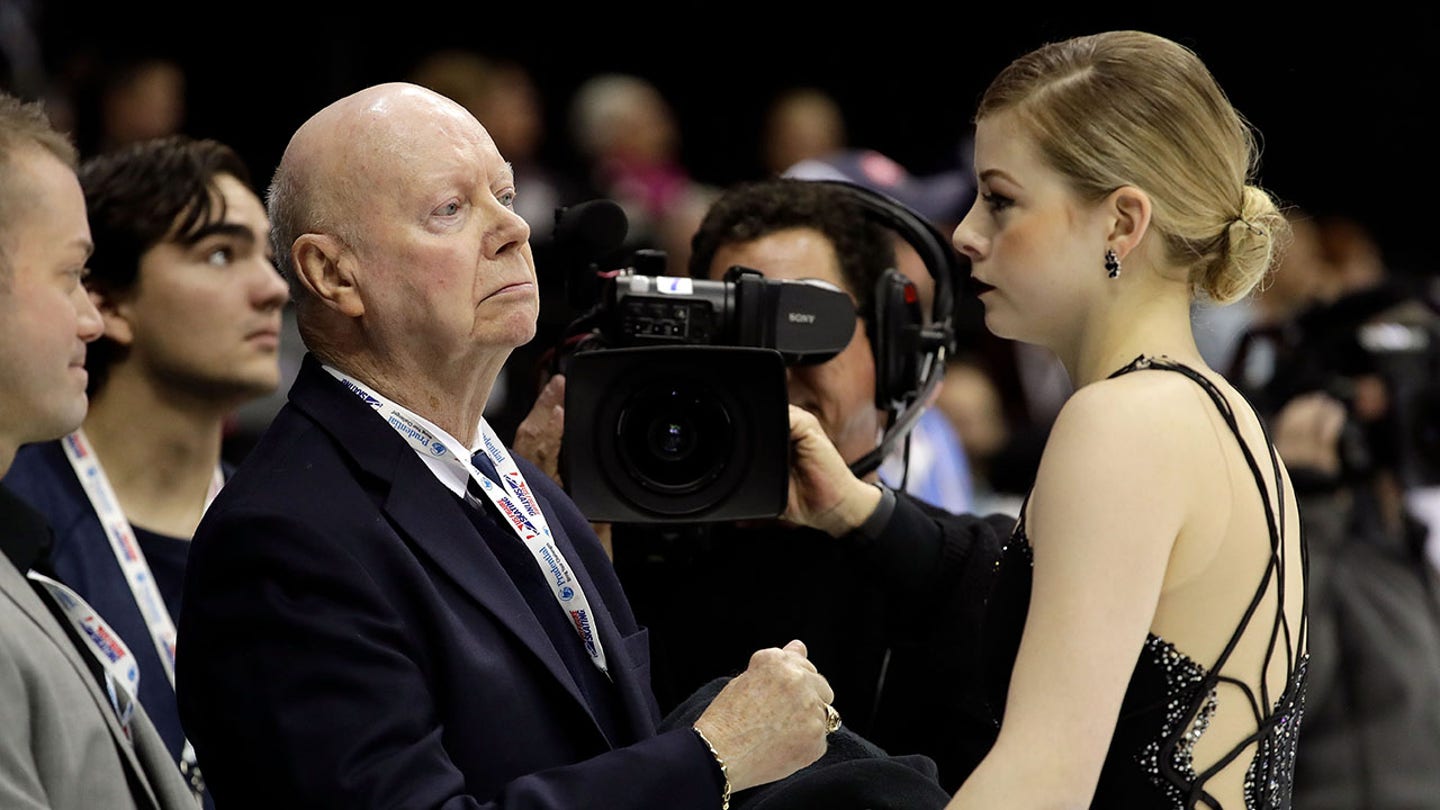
top-left (977, 30), bottom-right (1289, 303)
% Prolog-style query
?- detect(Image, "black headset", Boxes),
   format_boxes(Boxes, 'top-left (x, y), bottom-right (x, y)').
top-left (804, 179), bottom-right (963, 478)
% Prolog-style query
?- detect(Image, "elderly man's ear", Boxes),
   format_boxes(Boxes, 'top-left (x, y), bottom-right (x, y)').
top-left (293, 234), bottom-right (364, 317)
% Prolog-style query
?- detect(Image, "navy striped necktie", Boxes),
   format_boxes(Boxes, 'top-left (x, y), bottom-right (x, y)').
top-left (469, 451), bottom-right (505, 504)
top-left (471, 450), bottom-right (500, 484)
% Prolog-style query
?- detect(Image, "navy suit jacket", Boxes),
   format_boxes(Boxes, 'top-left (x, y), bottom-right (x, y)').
top-left (175, 354), bottom-right (720, 809)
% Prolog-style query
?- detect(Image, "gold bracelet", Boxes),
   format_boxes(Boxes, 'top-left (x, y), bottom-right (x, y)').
top-left (691, 726), bottom-right (731, 810)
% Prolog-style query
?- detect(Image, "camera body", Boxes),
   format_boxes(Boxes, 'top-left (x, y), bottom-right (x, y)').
top-left (552, 180), bottom-right (964, 524)
top-left (590, 267), bottom-right (859, 365)
top-left (1257, 281), bottom-right (1440, 487)
top-left (561, 267), bottom-right (858, 523)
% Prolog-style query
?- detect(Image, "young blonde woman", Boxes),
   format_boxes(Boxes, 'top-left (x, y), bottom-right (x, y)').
top-left (945, 31), bottom-right (1307, 809)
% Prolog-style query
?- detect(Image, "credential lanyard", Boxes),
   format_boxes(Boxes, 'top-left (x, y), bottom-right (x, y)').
top-left (333, 374), bottom-right (610, 677)
top-left (61, 429), bottom-right (215, 795)
top-left (27, 571), bottom-right (138, 739)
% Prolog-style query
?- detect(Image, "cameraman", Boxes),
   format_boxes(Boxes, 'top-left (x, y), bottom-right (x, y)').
top-left (522, 178), bottom-right (1017, 791)
top-left (1256, 276), bottom-right (1440, 808)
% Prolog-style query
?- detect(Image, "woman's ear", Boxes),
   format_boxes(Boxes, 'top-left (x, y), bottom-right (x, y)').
top-left (1105, 185), bottom-right (1152, 262)
top-left (292, 234), bottom-right (364, 318)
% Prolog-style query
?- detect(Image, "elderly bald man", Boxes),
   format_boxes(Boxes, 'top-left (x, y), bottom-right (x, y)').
top-left (173, 82), bottom-right (835, 809)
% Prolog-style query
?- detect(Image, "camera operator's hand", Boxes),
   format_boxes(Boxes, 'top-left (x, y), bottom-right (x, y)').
top-left (513, 373), bottom-right (567, 486)
top-left (512, 373), bottom-right (615, 558)
top-left (693, 639), bottom-right (833, 792)
top-left (1272, 391), bottom-right (1347, 476)
top-left (782, 405), bottom-right (883, 537)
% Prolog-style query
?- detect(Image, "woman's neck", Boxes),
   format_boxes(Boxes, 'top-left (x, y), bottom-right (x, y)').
top-left (1056, 281), bottom-right (1207, 389)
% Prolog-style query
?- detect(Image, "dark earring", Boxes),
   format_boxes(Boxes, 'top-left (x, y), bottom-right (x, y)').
top-left (1104, 248), bottom-right (1121, 279)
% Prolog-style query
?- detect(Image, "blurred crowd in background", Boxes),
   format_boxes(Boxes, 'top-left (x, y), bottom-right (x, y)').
top-left (5, 8), bottom-right (1440, 805)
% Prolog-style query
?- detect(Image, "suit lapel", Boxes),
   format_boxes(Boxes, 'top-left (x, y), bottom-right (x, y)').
top-left (0, 560), bottom-right (164, 810)
top-left (287, 356), bottom-right (607, 739)
top-left (529, 486), bottom-right (656, 738)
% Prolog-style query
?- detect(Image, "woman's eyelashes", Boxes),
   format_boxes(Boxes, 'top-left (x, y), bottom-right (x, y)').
top-left (981, 191), bottom-right (1014, 214)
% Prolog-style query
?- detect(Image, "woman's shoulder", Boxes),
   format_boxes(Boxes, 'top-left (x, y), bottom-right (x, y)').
top-left (1052, 365), bottom-right (1207, 441)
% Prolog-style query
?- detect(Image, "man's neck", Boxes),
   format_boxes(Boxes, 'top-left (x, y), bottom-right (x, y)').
top-left (0, 442), bottom-right (14, 480)
top-left (325, 350), bottom-right (506, 448)
top-left (81, 371), bottom-right (227, 539)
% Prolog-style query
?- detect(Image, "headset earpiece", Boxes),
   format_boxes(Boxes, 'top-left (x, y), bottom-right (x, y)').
top-left (804, 179), bottom-right (964, 478)
top-left (870, 268), bottom-right (925, 411)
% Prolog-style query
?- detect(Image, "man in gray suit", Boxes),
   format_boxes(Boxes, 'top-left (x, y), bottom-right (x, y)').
top-left (0, 91), bottom-right (197, 810)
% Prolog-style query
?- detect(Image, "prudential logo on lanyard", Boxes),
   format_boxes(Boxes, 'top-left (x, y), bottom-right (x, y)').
top-left (332, 371), bottom-right (611, 678)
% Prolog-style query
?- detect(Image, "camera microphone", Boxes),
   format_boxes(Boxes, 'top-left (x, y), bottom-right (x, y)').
top-left (554, 199), bottom-right (629, 257)
top-left (553, 199), bottom-right (630, 310)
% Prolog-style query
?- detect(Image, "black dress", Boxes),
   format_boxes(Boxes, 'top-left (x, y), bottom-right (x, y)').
top-left (982, 356), bottom-right (1309, 809)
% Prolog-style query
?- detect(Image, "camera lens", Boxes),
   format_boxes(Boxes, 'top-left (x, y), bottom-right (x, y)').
top-left (650, 420), bottom-right (694, 460)
top-left (617, 382), bottom-right (731, 494)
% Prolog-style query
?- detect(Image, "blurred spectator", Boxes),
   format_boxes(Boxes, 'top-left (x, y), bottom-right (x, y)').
top-left (1317, 213), bottom-right (1387, 296)
top-left (1237, 213), bottom-right (1440, 806)
top-left (100, 58), bottom-right (183, 149)
top-left (934, 359), bottom-right (1019, 516)
top-left (1266, 279), bottom-right (1440, 808)
top-left (64, 55), bottom-right (186, 158)
top-left (943, 335), bottom-right (1064, 511)
top-left (761, 87), bottom-right (847, 177)
top-left (784, 147), bottom-right (972, 233)
top-left (568, 73), bottom-right (698, 268)
top-left (0, 0), bottom-right (54, 104)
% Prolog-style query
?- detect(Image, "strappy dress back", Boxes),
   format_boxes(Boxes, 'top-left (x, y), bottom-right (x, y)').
top-left (983, 356), bottom-right (1309, 809)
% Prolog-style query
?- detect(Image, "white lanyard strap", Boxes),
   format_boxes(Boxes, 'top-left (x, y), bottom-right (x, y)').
top-left (61, 429), bottom-right (213, 794)
top-left (334, 374), bottom-right (610, 676)
top-left (28, 571), bottom-right (138, 738)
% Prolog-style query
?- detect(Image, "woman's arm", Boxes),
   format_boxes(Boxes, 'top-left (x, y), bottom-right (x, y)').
top-left (948, 379), bottom-right (1191, 808)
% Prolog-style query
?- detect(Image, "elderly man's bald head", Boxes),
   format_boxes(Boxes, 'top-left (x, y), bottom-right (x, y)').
top-left (269, 83), bottom-right (481, 273)
top-left (270, 83), bottom-right (502, 360)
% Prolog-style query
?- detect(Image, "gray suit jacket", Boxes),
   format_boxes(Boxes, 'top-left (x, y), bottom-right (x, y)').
top-left (0, 485), bottom-right (197, 810)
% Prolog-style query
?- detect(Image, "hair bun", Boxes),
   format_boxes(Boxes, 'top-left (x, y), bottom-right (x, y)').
top-left (1198, 185), bottom-right (1290, 304)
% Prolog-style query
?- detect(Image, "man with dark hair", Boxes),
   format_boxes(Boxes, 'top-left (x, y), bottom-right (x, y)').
top-left (595, 177), bottom-right (1016, 791)
top-left (690, 177), bottom-right (894, 323)
top-left (4, 133), bottom-right (288, 807)
top-left (686, 179), bottom-right (894, 461)
top-left (0, 90), bottom-right (196, 810)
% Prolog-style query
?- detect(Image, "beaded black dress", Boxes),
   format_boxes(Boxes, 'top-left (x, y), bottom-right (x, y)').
top-left (982, 357), bottom-right (1308, 809)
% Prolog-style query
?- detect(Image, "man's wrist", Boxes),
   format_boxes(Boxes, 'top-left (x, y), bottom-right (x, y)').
top-left (853, 482), bottom-right (896, 541)
top-left (691, 726), bottom-right (731, 810)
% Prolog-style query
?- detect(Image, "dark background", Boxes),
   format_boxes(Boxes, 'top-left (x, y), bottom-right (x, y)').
top-left (21, 4), bottom-right (1440, 277)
